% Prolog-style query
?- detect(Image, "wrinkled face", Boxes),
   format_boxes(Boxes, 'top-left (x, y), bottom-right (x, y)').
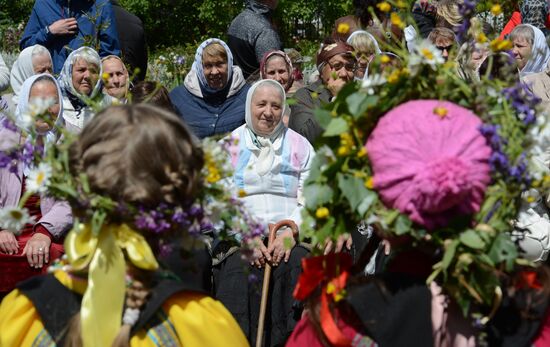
top-left (202, 54), bottom-right (228, 90)
top-left (265, 56), bottom-right (290, 88)
top-left (320, 54), bottom-right (356, 85)
top-left (72, 58), bottom-right (99, 95)
top-left (512, 37), bottom-right (532, 70)
top-left (434, 37), bottom-right (454, 61)
top-left (250, 85), bottom-right (283, 136)
top-left (102, 58), bottom-right (128, 99)
top-left (30, 80), bottom-right (60, 134)
top-left (32, 54), bottom-right (53, 74)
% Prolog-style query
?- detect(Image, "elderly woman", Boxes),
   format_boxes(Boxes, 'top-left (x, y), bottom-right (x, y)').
top-left (259, 50), bottom-right (294, 125)
top-left (170, 38), bottom-right (249, 139)
top-left (101, 55), bottom-right (130, 101)
top-left (510, 24), bottom-right (550, 77)
top-left (0, 74), bottom-right (72, 298)
top-left (5, 45), bottom-right (52, 113)
top-left (213, 79), bottom-right (314, 346)
top-left (346, 30), bottom-right (381, 79)
top-left (58, 47), bottom-right (113, 133)
top-left (289, 40), bottom-right (356, 144)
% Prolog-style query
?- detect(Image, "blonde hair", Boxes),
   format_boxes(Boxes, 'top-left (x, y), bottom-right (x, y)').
top-left (436, 0), bottom-right (462, 28)
top-left (347, 32), bottom-right (378, 56)
top-left (202, 43), bottom-right (228, 62)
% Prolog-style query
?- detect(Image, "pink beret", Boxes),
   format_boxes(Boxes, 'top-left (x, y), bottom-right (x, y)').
top-left (366, 100), bottom-right (492, 230)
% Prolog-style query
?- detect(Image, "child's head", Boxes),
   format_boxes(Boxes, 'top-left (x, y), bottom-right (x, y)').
top-left (70, 104), bottom-right (204, 212)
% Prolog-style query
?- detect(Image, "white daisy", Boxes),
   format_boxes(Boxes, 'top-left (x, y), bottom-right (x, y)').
top-left (361, 73), bottom-right (387, 95)
top-left (0, 207), bottom-right (35, 234)
top-left (26, 162), bottom-right (53, 193)
top-left (408, 40), bottom-right (445, 74)
top-left (17, 97), bottom-right (56, 130)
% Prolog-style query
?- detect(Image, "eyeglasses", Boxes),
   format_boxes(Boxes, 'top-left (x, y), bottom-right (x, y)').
top-left (436, 45), bottom-right (453, 52)
top-left (326, 61), bottom-right (357, 72)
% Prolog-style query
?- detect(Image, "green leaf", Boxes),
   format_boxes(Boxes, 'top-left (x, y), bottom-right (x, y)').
top-left (442, 240), bottom-right (459, 270)
top-left (357, 190), bottom-right (378, 216)
top-left (304, 184), bottom-right (334, 209)
top-left (346, 93), bottom-right (369, 119)
top-left (314, 109), bottom-right (333, 129)
top-left (337, 173), bottom-right (369, 212)
top-left (459, 229), bottom-right (486, 249)
top-left (323, 118), bottom-right (349, 137)
top-left (394, 214), bottom-right (413, 235)
top-left (488, 233), bottom-right (518, 270)
top-left (91, 210), bottom-right (107, 235)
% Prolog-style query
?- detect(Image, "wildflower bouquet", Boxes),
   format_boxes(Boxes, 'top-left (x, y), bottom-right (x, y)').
top-left (300, 2), bottom-right (542, 319)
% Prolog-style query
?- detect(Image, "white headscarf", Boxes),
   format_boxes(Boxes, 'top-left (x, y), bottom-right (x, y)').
top-left (520, 24), bottom-right (550, 77)
top-left (10, 45), bottom-right (52, 104)
top-left (245, 79), bottom-right (286, 176)
top-left (16, 74), bottom-right (64, 174)
top-left (58, 46), bottom-right (103, 100)
top-left (192, 38), bottom-right (234, 89)
top-left (346, 30), bottom-right (382, 55)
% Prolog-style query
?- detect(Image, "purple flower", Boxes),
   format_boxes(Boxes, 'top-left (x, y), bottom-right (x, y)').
top-left (1, 117), bottom-right (17, 132)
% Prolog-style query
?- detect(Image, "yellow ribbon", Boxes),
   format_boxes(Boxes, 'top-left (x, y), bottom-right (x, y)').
top-left (64, 223), bottom-right (159, 347)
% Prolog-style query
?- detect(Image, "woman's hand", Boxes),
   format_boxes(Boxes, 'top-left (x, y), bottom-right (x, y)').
top-left (0, 230), bottom-right (19, 255)
top-left (22, 233), bottom-right (51, 268)
top-left (267, 228), bottom-right (296, 266)
top-left (323, 233), bottom-right (352, 255)
top-left (250, 236), bottom-right (271, 269)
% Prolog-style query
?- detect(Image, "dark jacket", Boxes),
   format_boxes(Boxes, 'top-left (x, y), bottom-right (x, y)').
top-left (227, 0), bottom-right (282, 79)
top-left (110, 0), bottom-right (147, 81)
top-left (20, 0), bottom-right (121, 74)
top-left (288, 80), bottom-right (332, 145)
top-left (169, 66), bottom-right (250, 139)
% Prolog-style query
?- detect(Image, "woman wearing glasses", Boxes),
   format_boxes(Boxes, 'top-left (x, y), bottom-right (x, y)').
top-left (289, 40), bottom-right (356, 144)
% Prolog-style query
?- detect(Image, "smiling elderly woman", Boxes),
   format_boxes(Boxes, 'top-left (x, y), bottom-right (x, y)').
top-left (0, 74), bottom-right (72, 298)
top-left (170, 38), bottom-right (250, 139)
top-left (58, 47), bottom-right (113, 133)
top-left (213, 79), bottom-right (314, 346)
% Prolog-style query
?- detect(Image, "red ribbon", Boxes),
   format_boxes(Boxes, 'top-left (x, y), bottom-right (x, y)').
top-left (294, 253), bottom-right (353, 346)
top-left (517, 270), bottom-right (543, 290)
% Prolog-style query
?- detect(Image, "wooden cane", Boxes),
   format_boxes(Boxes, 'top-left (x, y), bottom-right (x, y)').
top-left (255, 219), bottom-right (299, 347)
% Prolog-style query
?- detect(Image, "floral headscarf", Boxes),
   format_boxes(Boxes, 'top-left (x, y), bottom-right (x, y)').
top-left (259, 50), bottom-right (294, 92)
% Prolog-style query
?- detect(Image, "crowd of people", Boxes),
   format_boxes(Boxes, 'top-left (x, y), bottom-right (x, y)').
top-left (1, 0), bottom-right (550, 346)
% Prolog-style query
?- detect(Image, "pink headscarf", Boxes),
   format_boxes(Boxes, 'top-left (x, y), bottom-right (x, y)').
top-left (259, 50), bottom-right (294, 92)
top-left (366, 100), bottom-right (492, 230)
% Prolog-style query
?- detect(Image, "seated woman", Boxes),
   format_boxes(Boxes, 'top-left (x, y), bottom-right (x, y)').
top-left (214, 79), bottom-right (314, 346)
top-left (259, 50), bottom-right (294, 126)
top-left (0, 74), bottom-right (72, 298)
top-left (5, 44), bottom-right (52, 114)
top-left (58, 47), bottom-right (113, 133)
top-left (101, 55), bottom-right (130, 102)
top-left (510, 24), bottom-right (550, 77)
top-left (169, 38), bottom-right (249, 138)
top-left (0, 104), bottom-right (249, 347)
top-left (289, 40), bottom-right (356, 144)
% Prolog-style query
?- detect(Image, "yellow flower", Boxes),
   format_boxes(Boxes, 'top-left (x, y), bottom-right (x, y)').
top-left (238, 189), bottom-right (247, 197)
top-left (337, 146), bottom-right (351, 156)
top-left (544, 174), bottom-right (550, 184)
top-left (490, 4), bottom-right (502, 16)
top-left (390, 12), bottom-right (405, 29)
top-left (331, 110), bottom-right (338, 117)
top-left (357, 147), bottom-right (367, 158)
top-left (340, 132), bottom-right (353, 146)
top-left (365, 176), bottom-right (374, 189)
top-left (101, 72), bottom-right (110, 82)
top-left (337, 23), bottom-right (350, 34)
top-left (396, 0), bottom-right (407, 8)
top-left (433, 106), bottom-right (448, 118)
top-left (316, 207), bottom-right (330, 219)
top-left (477, 32), bottom-right (488, 43)
top-left (380, 54), bottom-right (391, 64)
top-left (526, 195), bottom-right (536, 203)
top-left (387, 69), bottom-right (401, 84)
top-left (377, 2), bottom-right (391, 12)
top-left (311, 92), bottom-right (319, 99)
top-left (490, 38), bottom-right (512, 51)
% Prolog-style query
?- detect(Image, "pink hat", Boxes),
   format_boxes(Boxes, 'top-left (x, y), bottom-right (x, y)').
top-left (366, 100), bottom-right (492, 230)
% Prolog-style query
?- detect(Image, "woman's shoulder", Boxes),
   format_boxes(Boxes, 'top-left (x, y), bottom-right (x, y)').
top-left (161, 292), bottom-right (249, 347)
top-left (284, 127), bottom-right (314, 151)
